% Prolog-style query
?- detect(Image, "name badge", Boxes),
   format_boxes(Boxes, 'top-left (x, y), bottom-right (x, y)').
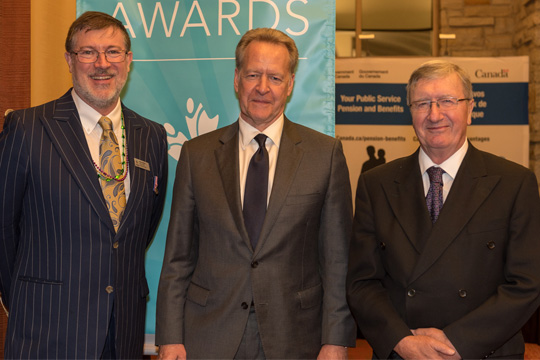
top-left (134, 158), bottom-right (150, 171)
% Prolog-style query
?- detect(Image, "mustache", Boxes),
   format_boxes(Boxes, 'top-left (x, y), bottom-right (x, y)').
top-left (90, 69), bottom-right (115, 77)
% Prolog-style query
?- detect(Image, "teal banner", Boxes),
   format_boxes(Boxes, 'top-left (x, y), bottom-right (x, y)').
top-left (77, 0), bottom-right (336, 335)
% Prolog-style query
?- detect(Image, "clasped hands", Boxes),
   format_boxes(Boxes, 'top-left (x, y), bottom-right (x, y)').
top-left (394, 328), bottom-right (461, 360)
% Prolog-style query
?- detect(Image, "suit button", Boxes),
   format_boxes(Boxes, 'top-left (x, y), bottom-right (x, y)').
top-left (106, 286), bottom-right (114, 294)
top-left (113, 242), bottom-right (119, 249)
top-left (459, 289), bottom-right (467, 298)
top-left (380, 242), bottom-right (386, 250)
top-left (407, 289), bottom-right (416, 297)
top-left (251, 261), bottom-right (259, 268)
top-left (241, 302), bottom-right (249, 310)
top-left (486, 241), bottom-right (495, 250)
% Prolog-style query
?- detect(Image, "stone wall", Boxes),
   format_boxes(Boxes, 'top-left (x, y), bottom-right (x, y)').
top-left (440, 0), bottom-right (540, 179)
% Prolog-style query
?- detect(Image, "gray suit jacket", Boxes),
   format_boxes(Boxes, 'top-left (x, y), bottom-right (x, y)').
top-left (347, 144), bottom-right (540, 359)
top-left (0, 90), bottom-right (168, 359)
top-left (156, 118), bottom-right (356, 359)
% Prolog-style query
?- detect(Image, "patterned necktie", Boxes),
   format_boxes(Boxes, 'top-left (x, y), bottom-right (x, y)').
top-left (426, 166), bottom-right (445, 223)
top-left (243, 134), bottom-right (269, 250)
top-left (98, 116), bottom-right (126, 232)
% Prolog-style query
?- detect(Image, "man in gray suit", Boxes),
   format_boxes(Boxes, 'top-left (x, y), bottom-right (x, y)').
top-left (347, 60), bottom-right (540, 359)
top-left (0, 11), bottom-right (168, 359)
top-left (156, 28), bottom-right (356, 359)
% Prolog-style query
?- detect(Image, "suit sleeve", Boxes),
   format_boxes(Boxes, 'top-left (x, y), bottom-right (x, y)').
top-left (444, 170), bottom-right (540, 359)
top-left (147, 124), bottom-right (169, 244)
top-left (319, 139), bottom-right (357, 347)
top-left (346, 173), bottom-right (413, 358)
top-left (0, 111), bottom-right (29, 309)
top-left (155, 140), bottom-right (199, 345)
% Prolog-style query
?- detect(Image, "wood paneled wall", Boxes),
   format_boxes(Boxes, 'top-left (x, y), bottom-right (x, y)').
top-left (0, 0), bottom-right (30, 357)
top-left (0, 0), bottom-right (30, 127)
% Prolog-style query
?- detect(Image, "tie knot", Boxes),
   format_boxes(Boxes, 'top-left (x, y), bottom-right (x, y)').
top-left (98, 116), bottom-right (113, 131)
top-left (427, 166), bottom-right (444, 183)
top-left (254, 134), bottom-right (267, 149)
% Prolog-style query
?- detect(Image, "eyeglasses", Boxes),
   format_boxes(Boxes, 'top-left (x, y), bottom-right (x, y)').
top-left (71, 49), bottom-right (128, 63)
top-left (409, 97), bottom-right (471, 113)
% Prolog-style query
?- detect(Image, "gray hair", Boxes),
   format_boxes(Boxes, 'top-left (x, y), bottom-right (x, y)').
top-left (406, 60), bottom-right (473, 104)
top-left (235, 28), bottom-right (299, 74)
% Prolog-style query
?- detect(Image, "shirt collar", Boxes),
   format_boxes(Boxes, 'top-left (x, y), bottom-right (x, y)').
top-left (419, 140), bottom-right (468, 179)
top-left (239, 114), bottom-right (284, 150)
top-left (72, 89), bottom-right (122, 134)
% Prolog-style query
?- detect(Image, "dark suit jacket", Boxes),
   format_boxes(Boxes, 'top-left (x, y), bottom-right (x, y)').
top-left (347, 144), bottom-right (540, 359)
top-left (156, 118), bottom-right (356, 359)
top-left (0, 90), bottom-right (168, 359)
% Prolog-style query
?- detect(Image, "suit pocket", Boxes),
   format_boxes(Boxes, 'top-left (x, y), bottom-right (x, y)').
top-left (186, 282), bottom-right (210, 306)
top-left (285, 193), bottom-right (322, 206)
top-left (18, 276), bottom-right (62, 285)
top-left (298, 283), bottom-right (322, 309)
top-left (467, 217), bottom-right (507, 234)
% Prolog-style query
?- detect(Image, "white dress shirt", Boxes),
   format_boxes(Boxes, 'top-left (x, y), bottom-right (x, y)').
top-left (419, 140), bottom-right (468, 203)
top-left (72, 89), bottom-right (131, 200)
top-left (238, 115), bottom-right (284, 207)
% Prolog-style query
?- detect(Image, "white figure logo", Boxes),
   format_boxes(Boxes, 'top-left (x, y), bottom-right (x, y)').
top-left (165, 98), bottom-right (219, 161)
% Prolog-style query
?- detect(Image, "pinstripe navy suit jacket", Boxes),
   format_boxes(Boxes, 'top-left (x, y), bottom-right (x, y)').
top-left (0, 90), bottom-right (168, 359)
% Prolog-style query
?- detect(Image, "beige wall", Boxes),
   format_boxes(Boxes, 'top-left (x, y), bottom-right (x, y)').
top-left (30, 0), bottom-right (75, 106)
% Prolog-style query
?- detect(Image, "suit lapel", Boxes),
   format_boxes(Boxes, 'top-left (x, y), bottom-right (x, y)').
top-left (116, 106), bottom-right (146, 235)
top-left (381, 150), bottom-right (432, 253)
top-left (215, 123), bottom-right (251, 247)
top-left (255, 119), bottom-right (303, 255)
top-left (40, 90), bottom-right (115, 233)
top-left (409, 144), bottom-right (501, 283)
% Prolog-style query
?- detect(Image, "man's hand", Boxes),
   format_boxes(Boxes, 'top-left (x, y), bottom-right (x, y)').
top-left (317, 344), bottom-right (348, 360)
top-left (158, 344), bottom-right (187, 360)
top-left (412, 328), bottom-right (461, 359)
top-left (394, 334), bottom-right (456, 360)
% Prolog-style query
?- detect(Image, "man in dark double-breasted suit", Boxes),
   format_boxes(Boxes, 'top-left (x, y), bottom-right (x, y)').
top-left (347, 60), bottom-right (540, 359)
top-left (156, 28), bottom-right (356, 359)
top-left (0, 12), bottom-right (168, 359)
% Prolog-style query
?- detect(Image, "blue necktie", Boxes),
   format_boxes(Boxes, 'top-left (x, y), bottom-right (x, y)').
top-left (243, 134), bottom-right (269, 249)
top-left (426, 166), bottom-right (444, 223)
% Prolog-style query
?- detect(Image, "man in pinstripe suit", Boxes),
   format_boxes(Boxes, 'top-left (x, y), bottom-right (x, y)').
top-left (0, 11), bottom-right (168, 359)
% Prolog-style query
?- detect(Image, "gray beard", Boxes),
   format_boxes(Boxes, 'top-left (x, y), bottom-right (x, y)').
top-left (72, 77), bottom-right (123, 111)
